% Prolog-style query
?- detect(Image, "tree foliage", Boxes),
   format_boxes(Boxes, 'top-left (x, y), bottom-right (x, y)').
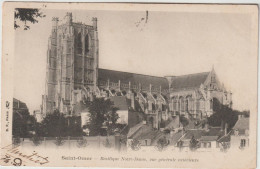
top-left (208, 98), bottom-right (241, 129)
top-left (13, 108), bottom-right (37, 138)
top-left (40, 110), bottom-right (83, 137)
top-left (14, 8), bottom-right (45, 30)
top-left (86, 98), bottom-right (119, 136)
top-left (189, 135), bottom-right (199, 151)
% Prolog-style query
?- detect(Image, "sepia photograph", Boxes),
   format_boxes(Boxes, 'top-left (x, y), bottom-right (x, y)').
top-left (1, 2), bottom-right (258, 169)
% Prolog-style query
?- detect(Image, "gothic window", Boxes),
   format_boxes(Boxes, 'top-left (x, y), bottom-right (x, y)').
top-left (185, 99), bottom-right (188, 111)
top-left (173, 99), bottom-right (177, 111)
top-left (148, 101), bottom-right (152, 111)
top-left (186, 96), bottom-right (193, 111)
top-left (196, 100), bottom-right (200, 110)
top-left (177, 99), bottom-right (180, 111)
top-left (76, 33), bottom-right (82, 54)
top-left (210, 99), bottom-right (213, 109)
top-left (85, 34), bottom-right (90, 54)
top-left (180, 97), bottom-right (185, 111)
top-left (200, 100), bottom-right (205, 110)
top-left (169, 102), bottom-right (173, 111)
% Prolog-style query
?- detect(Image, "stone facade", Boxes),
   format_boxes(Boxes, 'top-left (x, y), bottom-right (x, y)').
top-left (42, 13), bottom-right (232, 128)
top-left (167, 69), bottom-right (232, 119)
top-left (42, 13), bottom-right (99, 115)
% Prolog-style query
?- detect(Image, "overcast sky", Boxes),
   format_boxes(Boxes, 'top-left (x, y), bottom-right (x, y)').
top-left (14, 8), bottom-right (257, 113)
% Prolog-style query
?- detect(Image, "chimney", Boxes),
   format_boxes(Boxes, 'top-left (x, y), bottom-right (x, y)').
top-left (238, 114), bottom-right (244, 120)
top-left (92, 17), bottom-right (97, 31)
top-left (224, 123), bottom-right (228, 135)
top-left (131, 93), bottom-right (135, 110)
top-left (220, 120), bottom-right (224, 131)
top-left (118, 80), bottom-right (121, 91)
top-left (204, 123), bottom-right (209, 131)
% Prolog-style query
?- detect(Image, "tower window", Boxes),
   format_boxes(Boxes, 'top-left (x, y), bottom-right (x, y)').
top-left (85, 34), bottom-right (90, 54)
top-left (76, 33), bottom-right (82, 54)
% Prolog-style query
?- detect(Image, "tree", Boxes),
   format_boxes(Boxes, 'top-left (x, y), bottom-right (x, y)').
top-left (155, 136), bottom-right (169, 151)
top-left (87, 98), bottom-right (119, 136)
top-left (13, 108), bottom-right (37, 138)
top-left (189, 135), bottom-right (199, 151)
top-left (40, 110), bottom-right (83, 137)
top-left (40, 110), bottom-right (68, 137)
top-left (105, 107), bottom-right (119, 135)
top-left (208, 98), bottom-right (239, 129)
top-left (177, 140), bottom-right (184, 151)
top-left (14, 8), bottom-right (45, 30)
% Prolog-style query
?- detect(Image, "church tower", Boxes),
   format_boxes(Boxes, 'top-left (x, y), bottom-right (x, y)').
top-left (42, 13), bottom-right (99, 115)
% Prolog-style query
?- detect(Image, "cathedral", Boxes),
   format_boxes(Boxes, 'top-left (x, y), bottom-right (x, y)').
top-left (42, 13), bottom-right (232, 128)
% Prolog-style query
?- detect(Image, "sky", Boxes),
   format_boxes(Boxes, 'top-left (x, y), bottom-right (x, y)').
top-left (14, 8), bottom-right (257, 113)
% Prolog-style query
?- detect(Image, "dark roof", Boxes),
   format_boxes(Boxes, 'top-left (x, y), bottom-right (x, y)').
top-left (127, 122), bottom-right (153, 139)
top-left (169, 72), bottom-right (210, 90)
top-left (127, 122), bottom-right (144, 138)
top-left (137, 130), bottom-right (163, 140)
top-left (233, 118), bottom-right (249, 131)
top-left (183, 127), bottom-right (224, 140)
top-left (169, 131), bottom-right (183, 145)
top-left (98, 68), bottom-right (169, 90)
top-left (13, 98), bottom-right (28, 110)
top-left (200, 136), bottom-right (219, 141)
top-left (218, 132), bottom-right (231, 142)
top-left (109, 96), bottom-right (130, 111)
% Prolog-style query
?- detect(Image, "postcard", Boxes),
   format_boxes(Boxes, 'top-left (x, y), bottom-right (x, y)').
top-left (1, 2), bottom-right (258, 169)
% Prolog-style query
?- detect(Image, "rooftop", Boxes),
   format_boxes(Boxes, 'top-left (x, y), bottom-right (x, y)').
top-left (169, 72), bottom-right (210, 90)
top-left (98, 68), bottom-right (169, 90)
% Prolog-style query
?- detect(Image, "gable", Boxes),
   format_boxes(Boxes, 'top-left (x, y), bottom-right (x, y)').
top-left (204, 69), bottom-right (223, 91)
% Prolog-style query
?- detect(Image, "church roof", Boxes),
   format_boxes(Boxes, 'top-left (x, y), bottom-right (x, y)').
top-left (169, 72), bottom-right (210, 90)
top-left (98, 68), bottom-right (169, 90)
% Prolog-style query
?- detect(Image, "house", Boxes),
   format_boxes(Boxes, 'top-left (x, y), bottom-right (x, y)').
top-left (230, 115), bottom-right (249, 150)
top-left (127, 121), bottom-right (169, 147)
top-left (177, 125), bottom-right (226, 151)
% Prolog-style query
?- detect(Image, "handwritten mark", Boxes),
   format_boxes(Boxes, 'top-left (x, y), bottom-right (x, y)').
top-left (135, 11), bottom-right (149, 31)
top-left (1, 154), bottom-right (23, 166)
top-left (1, 144), bottom-right (49, 165)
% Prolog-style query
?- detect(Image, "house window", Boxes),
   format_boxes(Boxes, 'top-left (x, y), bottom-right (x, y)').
top-left (208, 142), bottom-right (211, 148)
top-left (203, 142), bottom-right (207, 148)
top-left (145, 140), bottom-right (148, 146)
top-left (240, 139), bottom-right (246, 147)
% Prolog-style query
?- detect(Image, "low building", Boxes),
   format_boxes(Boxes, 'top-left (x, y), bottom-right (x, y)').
top-left (177, 125), bottom-right (226, 151)
top-left (230, 115), bottom-right (249, 150)
top-left (33, 110), bottom-right (43, 122)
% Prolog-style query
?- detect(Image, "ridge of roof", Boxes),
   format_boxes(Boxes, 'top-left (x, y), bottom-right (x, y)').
top-left (98, 68), bottom-right (167, 79)
top-left (169, 71), bottom-right (210, 90)
top-left (170, 71), bottom-right (210, 78)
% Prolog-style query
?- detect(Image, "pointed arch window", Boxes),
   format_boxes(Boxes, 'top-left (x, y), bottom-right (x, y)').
top-left (76, 33), bottom-right (82, 54)
top-left (85, 34), bottom-right (90, 54)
